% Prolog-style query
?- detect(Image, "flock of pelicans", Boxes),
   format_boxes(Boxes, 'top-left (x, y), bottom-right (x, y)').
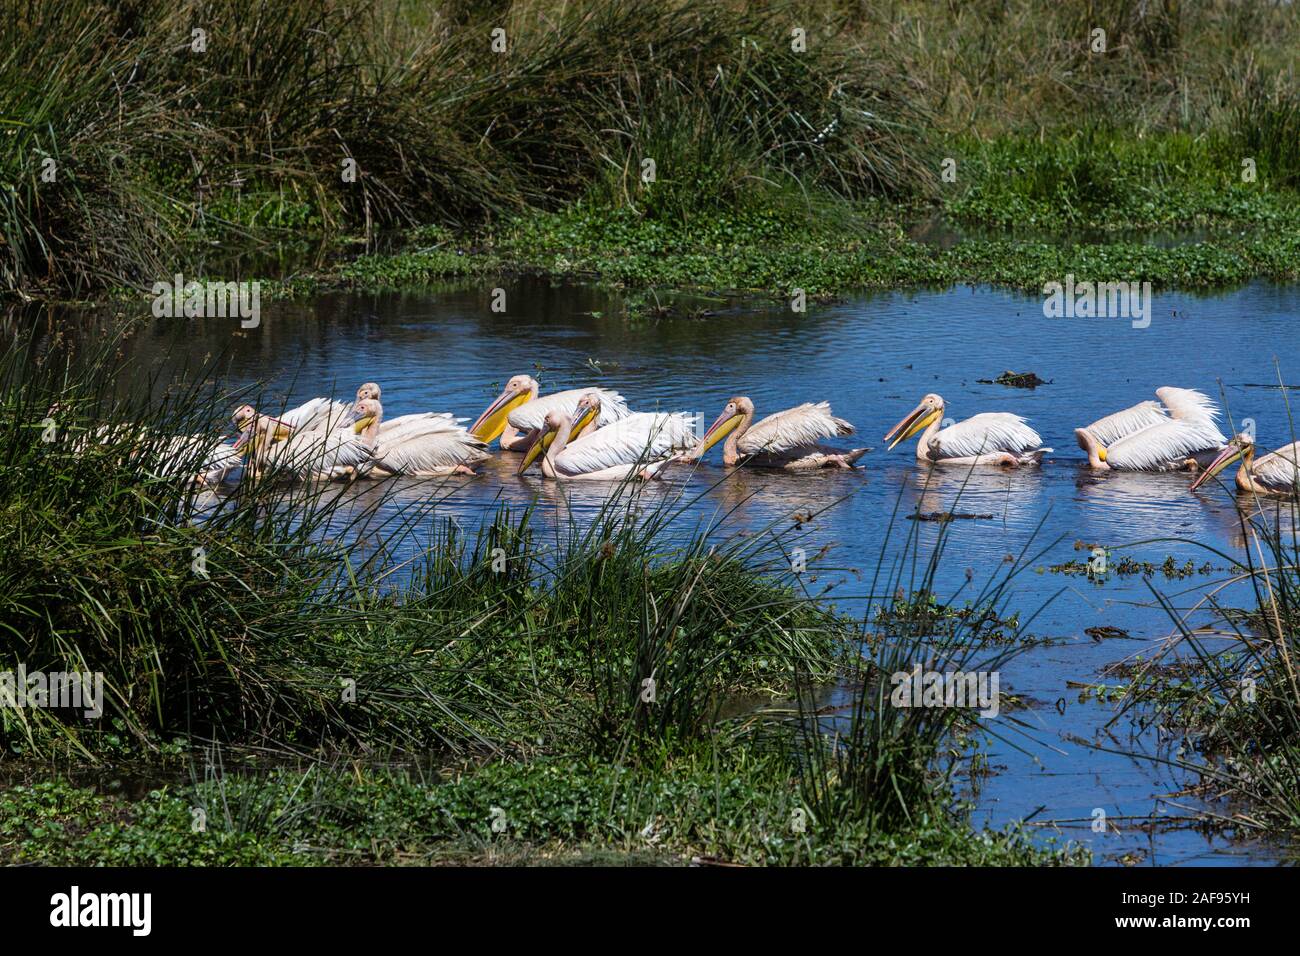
top-left (176, 378), bottom-right (1299, 497)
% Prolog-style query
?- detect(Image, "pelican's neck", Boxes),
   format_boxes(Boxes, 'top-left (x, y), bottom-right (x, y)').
top-left (249, 418), bottom-right (278, 472)
top-left (542, 416), bottom-right (574, 479)
top-left (361, 405), bottom-right (382, 446)
top-left (915, 408), bottom-right (944, 461)
top-left (1235, 446), bottom-right (1258, 493)
top-left (722, 408), bottom-right (754, 467)
top-left (1075, 428), bottom-right (1108, 470)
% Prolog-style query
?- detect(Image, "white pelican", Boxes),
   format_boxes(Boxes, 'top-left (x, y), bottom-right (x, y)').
top-left (243, 406), bottom-right (373, 481)
top-left (1190, 433), bottom-right (1300, 497)
top-left (351, 382), bottom-right (465, 438)
top-left (230, 397), bottom-right (352, 450)
top-left (884, 393), bottom-right (1050, 466)
top-left (683, 396), bottom-right (868, 469)
top-left (518, 394), bottom-right (695, 481)
top-left (351, 398), bottom-right (488, 477)
top-left (1074, 387), bottom-right (1226, 471)
top-left (469, 375), bottom-right (630, 450)
top-left (55, 412), bottom-right (242, 487)
top-left (183, 437), bottom-right (244, 486)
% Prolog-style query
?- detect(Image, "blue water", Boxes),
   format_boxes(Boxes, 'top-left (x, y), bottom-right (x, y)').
top-left (123, 277), bottom-right (1300, 864)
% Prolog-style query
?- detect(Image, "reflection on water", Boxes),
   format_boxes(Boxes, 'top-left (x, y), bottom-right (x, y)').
top-left (50, 277), bottom-right (1300, 865)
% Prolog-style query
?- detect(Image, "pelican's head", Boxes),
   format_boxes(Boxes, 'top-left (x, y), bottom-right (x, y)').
top-left (231, 404), bottom-right (257, 452)
top-left (1190, 432), bottom-right (1254, 492)
top-left (518, 409), bottom-right (568, 475)
top-left (570, 392), bottom-right (603, 440)
top-left (884, 394), bottom-right (944, 451)
top-left (347, 398), bottom-right (382, 436)
top-left (1074, 428), bottom-right (1109, 469)
top-left (231, 404), bottom-right (256, 429)
top-left (686, 396), bottom-right (753, 460)
top-left (470, 374), bottom-right (540, 443)
top-left (356, 382), bottom-right (381, 402)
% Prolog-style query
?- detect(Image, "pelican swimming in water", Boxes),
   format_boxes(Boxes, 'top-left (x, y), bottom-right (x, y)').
top-left (1190, 433), bottom-right (1300, 497)
top-left (350, 398), bottom-right (488, 477)
top-left (1074, 387), bottom-right (1226, 471)
top-left (683, 396), bottom-right (868, 470)
top-left (241, 405), bottom-right (374, 481)
top-left (518, 393), bottom-right (695, 480)
top-left (60, 423), bottom-right (239, 486)
top-left (469, 375), bottom-right (630, 450)
top-left (351, 382), bottom-right (466, 438)
top-left (232, 396), bottom-right (352, 438)
top-left (884, 394), bottom-right (1050, 466)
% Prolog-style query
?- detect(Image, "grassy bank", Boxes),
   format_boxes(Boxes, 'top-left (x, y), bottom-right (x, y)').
top-left (4, 1), bottom-right (1299, 302)
top-left (1, 753), bottom-right (1081, 866)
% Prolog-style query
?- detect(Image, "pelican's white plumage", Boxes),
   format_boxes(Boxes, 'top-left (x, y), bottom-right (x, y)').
top-left (150, 434), bottom-right (242, 483)
top-left (1082, 401), bottom-right (1169, 446)
top-left (260, 430), bottom-right (373, 479)
top-left (737, 403), bottom-right (854, 456)
top-left (1077, 387), bottom-right (1226, 470)
top-left (365, 410), bottom-right (489, 477)
top-left (1252, 442), bottom-right (1300, 490)
top-left (347, 383), bottom-right (464, 442)
top-left (1103, 420), bottom-right (1226, 471)
top-left (686, 396), bottom-right (867, 469)
top-left (924, 413), bottom-right (1045, 461)
top-left (371, 411), bottom-right (463, 441)
top-left (254, 410), bottom-right (373, 480)
top-left (1156, 386), bottom-right (1221, 423)
top-left (884, 394), bottom-right (1049, 466)
top-left (279, 397), bottom-right (352, 433)
top-left (538, 411), bottom-right (696, 480)
top-left (509, 388), bottom-right (631, 433)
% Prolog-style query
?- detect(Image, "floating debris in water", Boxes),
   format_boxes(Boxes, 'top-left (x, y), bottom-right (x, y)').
top-left (1047, 555), bottom-right (1221, 579)
top-left (977, 369), bottom-right (1051, 388)
top-left (907, 511), bottom-right (995, 522)
top-left (1085, 625), bottom-right (1131, 642)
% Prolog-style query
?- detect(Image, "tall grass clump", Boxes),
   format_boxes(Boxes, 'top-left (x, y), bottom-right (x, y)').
top-left (0, 0), bottom-right (935, 297)
top-left (0, 316), bottom-right (524, 756)
top-left (1230, 71), bottom-right (1300, 189)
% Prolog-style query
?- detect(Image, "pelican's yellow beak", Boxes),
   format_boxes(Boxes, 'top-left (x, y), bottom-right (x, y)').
top-left (517, 425), bottom-right (555, 475)
top-left (470, 385), bottom-right (533, 443)
top-left (1098, 447), bottom-right (1108, 462)
top-left (884, 404), bottom-right (940, 451)
top-left (569, 402), bottom-right (599, 441)
top-left (352, 415), bottom-right (376, 435)
top-left (569, 402), bottom-right (600, 441)
top-left (1190, 443), bottom-right (1243, 492)
top-left (689, 409), bottom-right (743, 459)
top-left (273, 424), bottom-right (292, 441)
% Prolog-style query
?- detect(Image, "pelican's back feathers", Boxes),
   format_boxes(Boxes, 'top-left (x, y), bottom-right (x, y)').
top-left (509, 388), bottom-right (631, 432)
top-left (371, 418), bottom-right (489, 473)
top-left (928, 413), bottom-right (1043, 459)
top-left (1105, 420), bottom-right (1224, 471)
top-left (555, 412), bottom-right (695, 476)
top-left (738, 402), bottom-right (854, 456)
top-left (1253, 441), bottom-right (1300, 490)
top-left (1084, 400), bottom-right (1168, 446)
top-left (1156, 387), bottom-right (1222, 427)
top-left (280, 397), bottom-right (351, 433)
